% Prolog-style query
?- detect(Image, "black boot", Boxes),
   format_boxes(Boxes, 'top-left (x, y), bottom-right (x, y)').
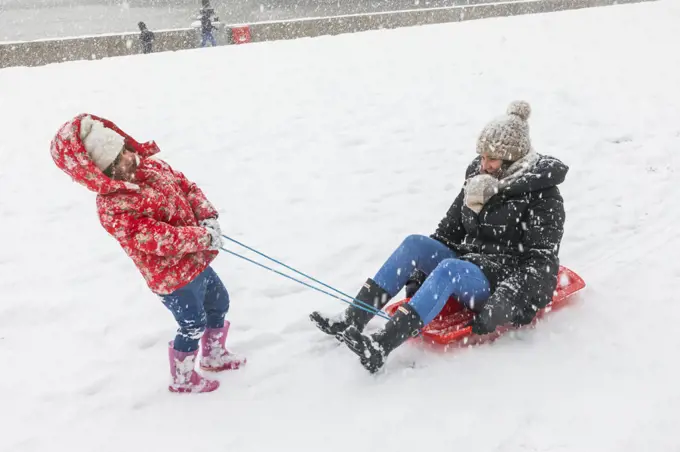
top-left (341, 303), bottom-right (424, 373)
top-left (309, 278), bottom-right (391, 336)
top-left (404, 268), bottom-right (427, 298)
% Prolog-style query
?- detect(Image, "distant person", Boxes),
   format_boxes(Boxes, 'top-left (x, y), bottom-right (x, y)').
top-left (200, 11), bottom-right (217, 47)
top-left (138, 21), bottom-right (155, 54)
top-left (200, 0), bottom-right (216, 16)
top-left (198, 1), bottom-right (218, 47)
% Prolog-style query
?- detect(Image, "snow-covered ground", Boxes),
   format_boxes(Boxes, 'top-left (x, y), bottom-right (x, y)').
top-left (1, 2), bottom-right (679, 451)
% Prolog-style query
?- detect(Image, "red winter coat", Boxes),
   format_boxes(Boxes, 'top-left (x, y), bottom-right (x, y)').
top-left (50, 114), bottom-right (219, 294)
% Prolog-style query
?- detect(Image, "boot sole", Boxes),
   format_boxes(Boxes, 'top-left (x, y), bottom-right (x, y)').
top-left (168, 382), bottom-right (220, 393)
top-left (341, 328), bottom-right (367, 355)
top-left (342, 328), bottom-right (385, 374)
top-left (200, 361), bottom-right (245, 372)
top-left (309, 312), bottom-right (348, 336)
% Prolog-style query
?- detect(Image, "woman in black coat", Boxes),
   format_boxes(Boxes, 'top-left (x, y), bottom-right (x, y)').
top-left (310, 101), bottom-right (568, 373)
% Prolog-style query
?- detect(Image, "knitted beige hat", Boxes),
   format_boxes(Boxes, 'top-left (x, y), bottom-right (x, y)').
top-left (80, 116), bottom-right (125, 171)
top-left (476, 101), bottom-right (532, 162)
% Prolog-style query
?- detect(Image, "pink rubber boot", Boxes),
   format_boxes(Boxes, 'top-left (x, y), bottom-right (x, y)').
top-left (168, 342), bottom-right (220, 393)
top-left (200, 320), bottom-right (247, 372)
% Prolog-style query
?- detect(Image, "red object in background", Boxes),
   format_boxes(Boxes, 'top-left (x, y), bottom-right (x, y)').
top-left (231, 26), bottom-right (252, 44)
top-left (384, 265), bottom-right (586, 350)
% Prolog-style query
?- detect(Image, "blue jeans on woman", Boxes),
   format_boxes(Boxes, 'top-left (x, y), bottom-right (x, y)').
top-left (160, 266), bottom-right (230, 352)
top-left (372, 234), bottom-right (491, 324)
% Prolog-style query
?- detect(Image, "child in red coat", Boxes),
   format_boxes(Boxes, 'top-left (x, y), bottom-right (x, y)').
top-left (51, 114), bottom-right (246, 393)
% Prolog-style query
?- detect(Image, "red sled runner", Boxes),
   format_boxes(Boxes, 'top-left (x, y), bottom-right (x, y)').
top-left (384, 265), bottom-right (585, 350)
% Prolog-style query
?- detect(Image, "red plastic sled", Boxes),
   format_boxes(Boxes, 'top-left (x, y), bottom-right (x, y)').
top-left (384, 265), bottom-right (586, 350)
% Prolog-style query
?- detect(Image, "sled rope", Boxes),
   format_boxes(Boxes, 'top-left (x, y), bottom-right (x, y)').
top-left (221, 234), bottom-right (363, 304)
top-left (219, 237), bottom-right (391, 320)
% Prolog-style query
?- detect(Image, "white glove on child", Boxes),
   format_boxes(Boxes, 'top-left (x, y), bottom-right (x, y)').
top-left (200, 218), bottom-right (223, 250)
top-left (200, 218), bottom-right (221, 237)
top-left (204, 226), bottom-right (223, 251)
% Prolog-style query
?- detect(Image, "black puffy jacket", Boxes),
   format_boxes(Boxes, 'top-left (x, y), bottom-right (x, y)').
top-left (429, 154), bottom-right (568, 329)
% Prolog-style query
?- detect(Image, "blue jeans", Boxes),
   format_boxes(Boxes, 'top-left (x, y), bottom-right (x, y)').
top-left (160, 266), bottom-right (230, 352)
top-left (201, 31), bottom-right (217, 47)
top-left (373, 234), bottom-right (490, 324)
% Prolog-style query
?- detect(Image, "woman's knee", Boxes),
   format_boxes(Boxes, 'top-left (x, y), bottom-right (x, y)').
top-left (434, 258), bottom-right (477, 275)
top-left (434, 258), bottom-right (490, 305)
top-left (401, 234), bottom-right (430, 249)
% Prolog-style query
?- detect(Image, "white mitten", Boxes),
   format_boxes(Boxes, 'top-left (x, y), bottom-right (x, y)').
top-left (200, 218), bottom-right (222, 237)
top-left (464, 174), bottom-right (500, 214)
top-left (204, 226), bottom-right (223, 251)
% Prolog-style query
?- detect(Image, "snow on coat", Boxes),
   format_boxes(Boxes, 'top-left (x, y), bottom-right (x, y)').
top-left (50, 114), bottom-right (219, 294)
top-left (431, 153), bottom-right (568, 328)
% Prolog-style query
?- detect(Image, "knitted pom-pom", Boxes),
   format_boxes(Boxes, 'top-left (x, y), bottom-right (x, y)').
top-left (507, 100), bottom-right (531, 121)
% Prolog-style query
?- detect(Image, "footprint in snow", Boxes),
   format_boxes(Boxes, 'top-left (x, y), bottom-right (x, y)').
top-left (135, 333), bottom-right (163, 350)
top-left (234, 332), bottom-right (284, 350)
top-left (260, 284), bottom-right (307, 298)
top-left (81, 376), bottom-right (112, 396)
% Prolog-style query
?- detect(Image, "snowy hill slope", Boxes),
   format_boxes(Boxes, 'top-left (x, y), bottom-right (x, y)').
top-left (1, 2), bottom-right (680, 451)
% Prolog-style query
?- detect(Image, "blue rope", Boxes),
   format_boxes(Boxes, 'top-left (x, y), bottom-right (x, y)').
top-left (219, 246), bottom-right (391, 320)
top-left (221, 234), bottom-right (388, 317)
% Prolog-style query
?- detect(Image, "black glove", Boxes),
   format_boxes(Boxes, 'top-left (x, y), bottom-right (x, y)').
top-left (469, 298), bottom-right (539, 335)
top-left (512, 303), bottom-right (539, 328)
top-left (469, 312), bottom-right (497, 335)
top-left (404, 269), bottom-right (427, 298)
top-left (468, 299), bottom-right (507, 335)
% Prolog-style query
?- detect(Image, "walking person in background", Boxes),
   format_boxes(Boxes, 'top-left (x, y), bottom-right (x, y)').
top-left (199, 0), bottom-right (218, 47)
top-left (200, 0), bottom-right (216, 17)
top-left (138, 21), bottom-right (155, 54)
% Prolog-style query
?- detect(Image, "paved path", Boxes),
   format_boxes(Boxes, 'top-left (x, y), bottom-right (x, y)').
top-left (1, 0), bottom-right (518, 42)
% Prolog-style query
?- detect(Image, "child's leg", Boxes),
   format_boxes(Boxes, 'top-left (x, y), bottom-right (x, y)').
top-left (199, 266), bottom-right (245, 371)
top-left (407, 258), bottom-right (491, 325)
top-left (160, 272), bottom-right (211, 352)
top-left (201, 266), bottom-right (230, 328)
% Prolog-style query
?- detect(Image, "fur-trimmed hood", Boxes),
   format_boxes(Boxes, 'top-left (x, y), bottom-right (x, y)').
top-left (50, 114), bottom-right (160, 195)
